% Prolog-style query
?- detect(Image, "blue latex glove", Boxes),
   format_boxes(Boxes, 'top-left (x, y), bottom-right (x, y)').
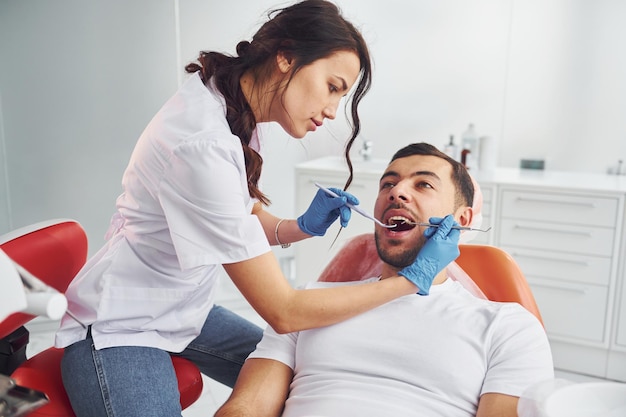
top-left (398, 214), bottom-right (461, 295)
top-left (297, 188), bottom-right (359, 236)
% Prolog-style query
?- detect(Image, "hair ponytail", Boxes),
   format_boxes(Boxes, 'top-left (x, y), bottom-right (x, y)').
top-left (185, 51), bottom-right (269, 205)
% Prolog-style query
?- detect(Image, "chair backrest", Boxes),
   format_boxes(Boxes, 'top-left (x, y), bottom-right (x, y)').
top-left (317, 233), bottom-right (543, 325)
top-left (454, 243), bottom-right (542, 323)
top-left (0, 219), bottom-right (88, 339)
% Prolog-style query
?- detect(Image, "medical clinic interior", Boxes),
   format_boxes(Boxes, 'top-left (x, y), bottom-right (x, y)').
top-left (1, 0), bottom-right (626, 416)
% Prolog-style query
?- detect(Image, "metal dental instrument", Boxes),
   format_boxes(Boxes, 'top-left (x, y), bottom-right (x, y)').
top-left (314, 183), bottom-right (491, 232)
top-left (413, 222), bottom-right (492, 233)
top-left (314, 182), bottom-right (396, 228)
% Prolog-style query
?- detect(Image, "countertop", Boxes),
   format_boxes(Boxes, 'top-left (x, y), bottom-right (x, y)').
top-left (296, 156), bottom-right (626, 194)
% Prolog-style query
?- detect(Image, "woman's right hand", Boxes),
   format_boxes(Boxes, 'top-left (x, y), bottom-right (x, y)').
top-left (397, 214), bottom-right (461, 295)
top-left (297, 188), bottom-right (359, 236)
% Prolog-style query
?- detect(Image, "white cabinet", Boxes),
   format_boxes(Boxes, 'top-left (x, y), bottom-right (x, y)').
top-left (474, 171), bottom-right (626, 380)
top-left (497, 190), bottom-right (619, 347)
top-left (296, 159), bottom-right (626, 381)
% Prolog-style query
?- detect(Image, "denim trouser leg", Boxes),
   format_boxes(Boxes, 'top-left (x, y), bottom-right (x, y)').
top-left (61, 339), bottom-right (182, 417)
top-left (175, 304), bottom-right (264, 387)
top-left (60, 305), bottom-right (263, 416)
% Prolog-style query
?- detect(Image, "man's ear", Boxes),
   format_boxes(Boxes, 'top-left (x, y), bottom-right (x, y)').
top-left (455, 206), bottom-right (474, 228)
top-left (276, 51), bottom-right (293, 74)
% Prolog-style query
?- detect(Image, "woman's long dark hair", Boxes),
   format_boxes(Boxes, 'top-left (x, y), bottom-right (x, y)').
top-left (185, 0), bottom-right (372, 204)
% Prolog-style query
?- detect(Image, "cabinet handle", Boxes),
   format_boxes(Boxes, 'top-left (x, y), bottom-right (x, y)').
top-left (530, 282), bottom-right (588, 294)
top-left (513, 224), bottom-right (593, 237)
top-left (515, 197), bottom-right (596, 208)
top-left (511, 252), bottom-right (590, 267)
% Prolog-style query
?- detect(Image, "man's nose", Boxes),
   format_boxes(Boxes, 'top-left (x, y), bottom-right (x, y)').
top-left (388, 182), bottom-right (410, 202)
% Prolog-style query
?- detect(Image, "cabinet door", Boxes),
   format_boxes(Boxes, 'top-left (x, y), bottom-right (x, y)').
top-left (499, 218), bottom-right (615, 257)
top-left (528, 277), bottom-right (610, 344)
top-left (500, 190), bottom-right (619, 227)
top-left (503, 244), bottom-right (613, 345)
top-left (505, 247), bottom-right (611, 286)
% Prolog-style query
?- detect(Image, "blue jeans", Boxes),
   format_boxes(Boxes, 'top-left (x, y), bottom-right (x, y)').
top-left (61, 305), bottom-right (263, 417)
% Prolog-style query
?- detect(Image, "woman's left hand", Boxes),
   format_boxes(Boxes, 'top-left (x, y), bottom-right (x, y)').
top-left (297, 188), bottom-right (359, 236)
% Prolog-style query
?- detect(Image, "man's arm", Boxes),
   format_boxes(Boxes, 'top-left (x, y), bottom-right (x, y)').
top-left (475, 393), bottom-right (519, 417)
top-left (214, 358), bottom-right (293, 417)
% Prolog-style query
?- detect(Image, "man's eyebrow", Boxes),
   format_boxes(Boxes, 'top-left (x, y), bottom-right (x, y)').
top-left (380, 171), bottom-right (399, 181)
top-left (380, 170), bottom-right (441, 182)
top-left (412, 170), bottom-right (441, 181)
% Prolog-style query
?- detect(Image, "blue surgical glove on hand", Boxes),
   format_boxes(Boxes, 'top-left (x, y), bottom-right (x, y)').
top-left (297, 188), bottom-right (359, 236)
top-left (398, 214), bottom-right (461, 295)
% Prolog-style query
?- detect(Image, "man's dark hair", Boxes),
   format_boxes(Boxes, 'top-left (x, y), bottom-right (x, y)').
top-left (391, 142), bottom-right (474, 209)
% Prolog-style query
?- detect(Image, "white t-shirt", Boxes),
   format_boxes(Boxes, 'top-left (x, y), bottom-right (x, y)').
top-left (55, 72), bottom-right (271, 353)
top-left (250, 278), bottom-right (554, 417)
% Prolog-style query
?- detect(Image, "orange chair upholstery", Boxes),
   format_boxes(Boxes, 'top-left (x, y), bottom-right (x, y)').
top-left (455, 244), bottom-right (543, 324)
top-left (0, 219), bottom-right (203, 415)
top-left (317, 233), bottom-right (382, 283)
top-left (317, 233), bottom-right (543, 325)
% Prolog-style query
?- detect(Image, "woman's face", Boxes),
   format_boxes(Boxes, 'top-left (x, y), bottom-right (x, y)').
top-left (272, 50), bottom-right (361, 138)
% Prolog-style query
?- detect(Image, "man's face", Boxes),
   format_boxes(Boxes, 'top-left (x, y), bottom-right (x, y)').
top-left (373, 154), bottom-right (460, 269)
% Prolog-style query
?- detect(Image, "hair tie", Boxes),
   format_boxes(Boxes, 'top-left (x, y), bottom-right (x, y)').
top-left (236, 40), bottom-right (251, 57)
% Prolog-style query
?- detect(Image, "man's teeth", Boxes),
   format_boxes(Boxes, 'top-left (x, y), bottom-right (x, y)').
top-left (388, 216), bottom-right (412, 225)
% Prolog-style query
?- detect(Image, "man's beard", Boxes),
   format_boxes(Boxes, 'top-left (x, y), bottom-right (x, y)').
top-left (374, 230), bottom-right (424, 269)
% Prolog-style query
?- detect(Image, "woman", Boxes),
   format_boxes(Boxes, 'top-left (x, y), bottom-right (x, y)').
top-left (55, 1), bottom-right (449, 416)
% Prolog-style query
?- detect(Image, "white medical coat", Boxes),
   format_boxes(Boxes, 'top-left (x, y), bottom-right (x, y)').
top-left (55, 72), bottom-right (271, 352)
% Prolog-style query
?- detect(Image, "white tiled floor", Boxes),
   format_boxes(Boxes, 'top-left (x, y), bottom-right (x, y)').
top-left (24, 279), bottom-right (610, 416)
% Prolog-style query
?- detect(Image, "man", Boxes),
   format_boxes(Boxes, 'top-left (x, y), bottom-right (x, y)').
top-left (215, 143), bottom-right (554, 417)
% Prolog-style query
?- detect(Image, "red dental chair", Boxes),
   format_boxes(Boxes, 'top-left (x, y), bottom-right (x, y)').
top-left (0, 219), bottom-right (203, 416)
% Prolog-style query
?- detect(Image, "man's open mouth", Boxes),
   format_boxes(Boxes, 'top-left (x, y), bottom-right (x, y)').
top-left (387, 216), bottom-right (417, 232)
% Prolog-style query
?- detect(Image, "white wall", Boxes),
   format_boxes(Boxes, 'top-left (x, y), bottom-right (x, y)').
top-left (0, 92), bottom-right (9, 233)
top-left (1, 0), bottom-right (625, 253)
top-left (0, 0), bottom-right (179, 247)
top-left (503, 0), bottom-right (626, 171)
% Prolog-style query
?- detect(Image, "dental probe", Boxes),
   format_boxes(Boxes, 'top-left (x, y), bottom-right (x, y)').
top-left (314, 183), bottom-right (396, 228)
top-left (413, 222), bottom-right (492, 233)
top-left (314, 183), bottom-right (491, 232)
